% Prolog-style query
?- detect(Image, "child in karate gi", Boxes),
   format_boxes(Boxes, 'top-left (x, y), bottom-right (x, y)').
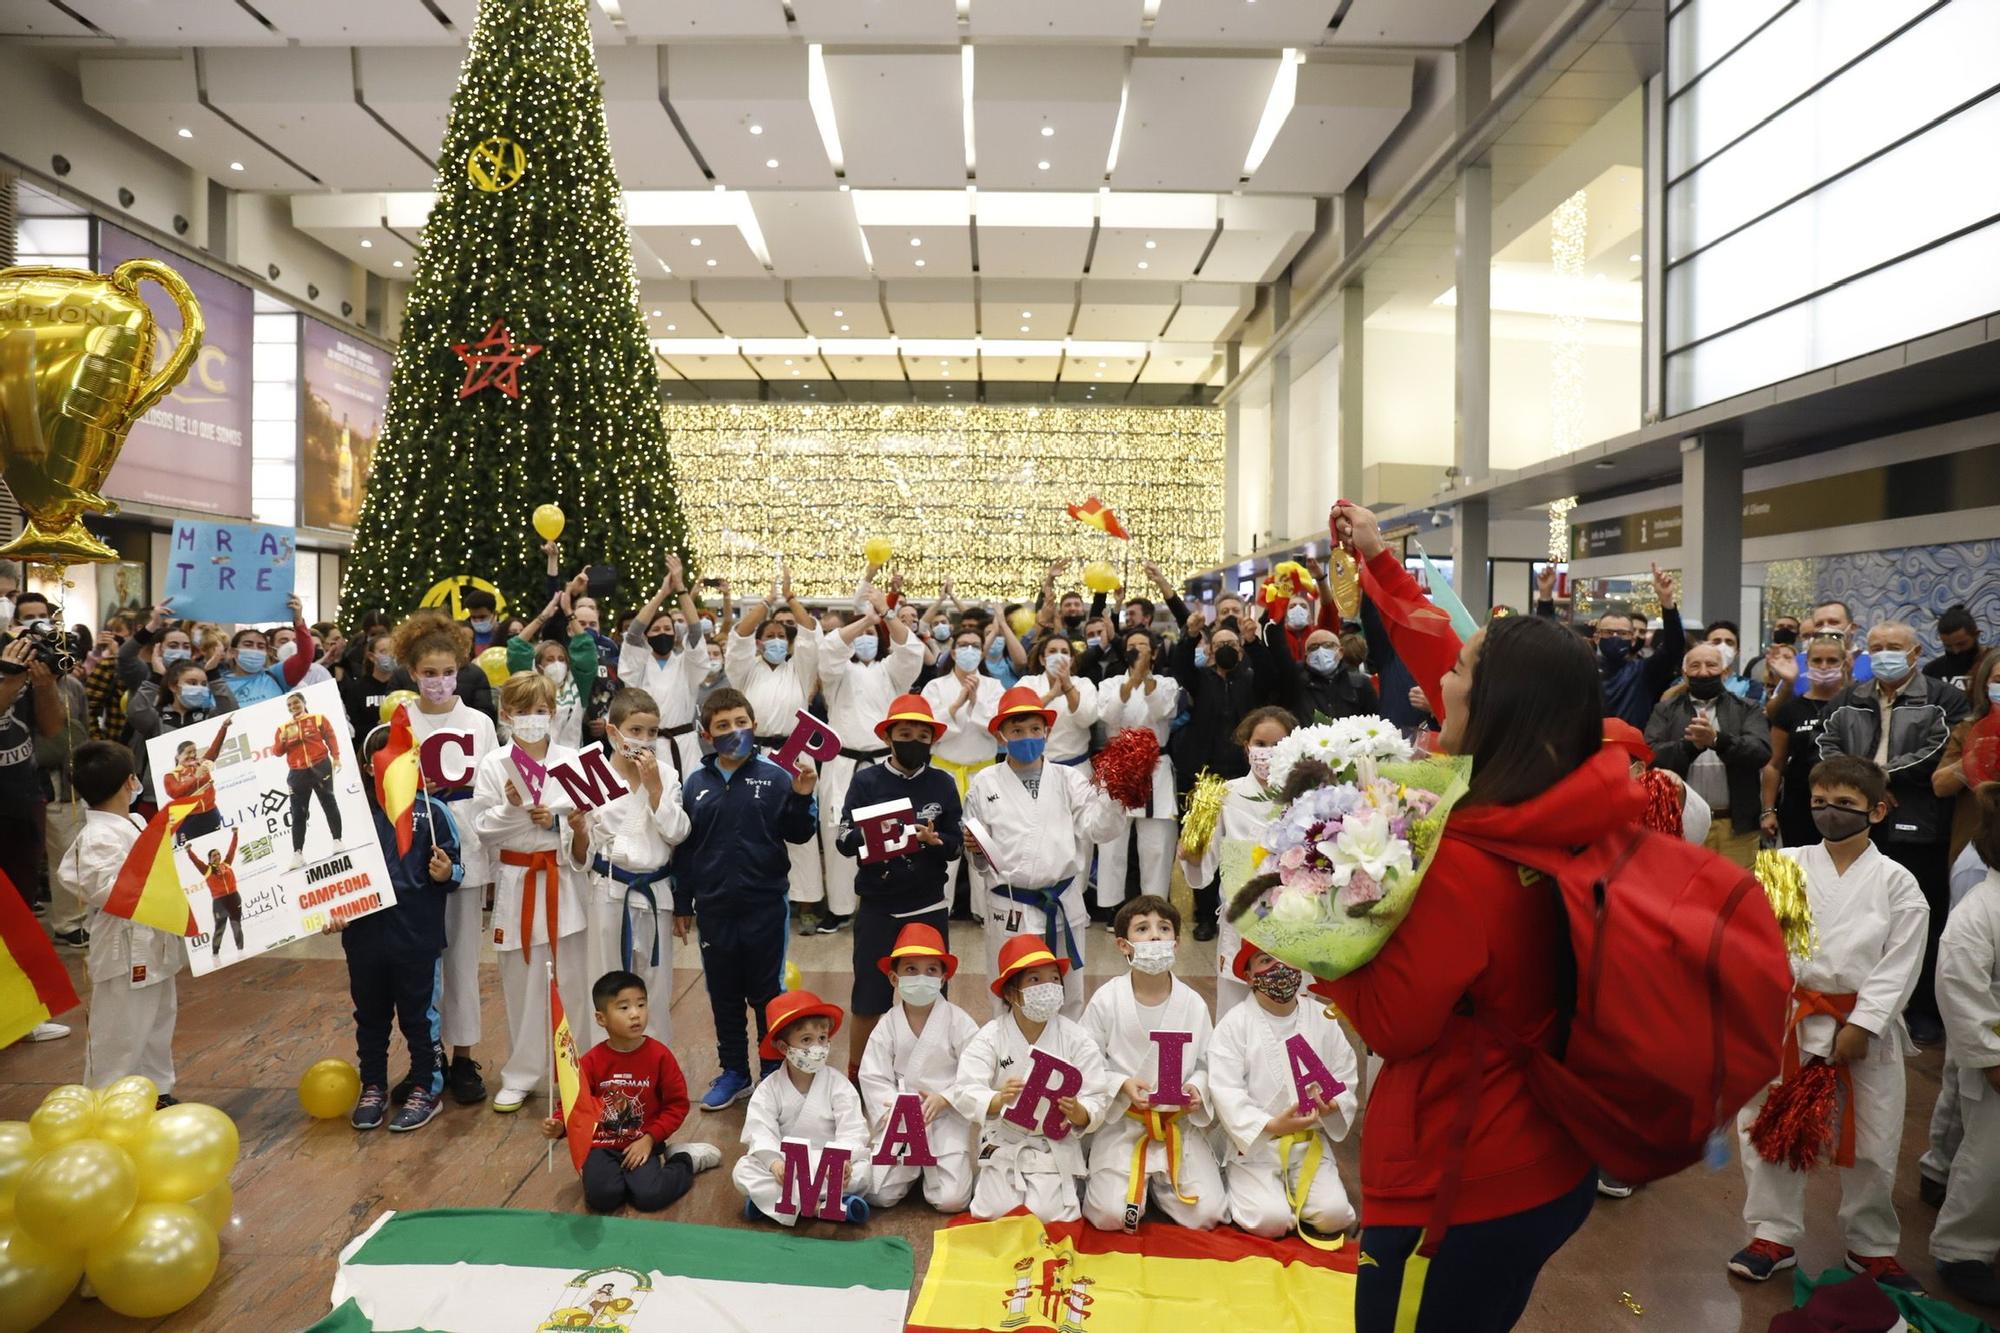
top-left (734, 990), bottom-right (873, 1225)
top-left (1182, 706), bottom-right (1297, 1016)
top-left (1930, 783), bottom-right (2000, 1307)
top-left (724, 566), bottom-right (823, 910)
top-left (953, 934), bottom-right (1110, 1223)
top-left (618, 555), bottom-right (709, 779)
top-left (1210, 941), bottom-right (1360, 1240)
top-left (857, 923), bottom-right (980, 1213)
top-left (1080, 896), bottom-right (1225, 1232)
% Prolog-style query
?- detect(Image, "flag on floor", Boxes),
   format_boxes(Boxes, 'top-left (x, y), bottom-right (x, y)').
top-left (907, 1212), bottom-right (1356, 1333)
top-left (550, 976), bottom-right (600, 1173)
top-left (0, 867), bottom-right (80, 1048)
top-left (308, 1208), bottom-right (914, 1332)
top-left (1065, 497), bottom-right (1129, 540)
top-left (375, 704), bottom-right (422, 855)
top-left (103, 799), bottom-right (203, 937)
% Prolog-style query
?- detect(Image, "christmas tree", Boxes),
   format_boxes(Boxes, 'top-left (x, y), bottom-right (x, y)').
top-left (341, 0), bottom-right (689, 623)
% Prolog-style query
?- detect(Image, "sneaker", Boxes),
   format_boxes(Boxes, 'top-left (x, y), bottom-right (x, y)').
top-left (390, 1069), bottom-right (417, 1104)
top-left (1596, 1176), bottom-right (1635, 1199)
top-left (492, 1087), bottom-right (529, 1113)
top-left (1727, 1239), bottom-right (1797, 1282)
top-left (795, 911), bottom-right (823, 937)
top-left (1846, 1252), bottom-right (1924, 1294)
top-left (814, 913), bottom-right (848, 935)
top-left (52, 927), bottom-right (89, 949)
top-left (31, 899), bottom-right (46, 917)
top-left (154, 1093), bottom-right (180, 1110)
top-left (1907, 1014), bottom-right (1945, 1047)
top-left (289, 851), bottom-right (305, 871)
top-left (352, 1085), bottom-right (389, 1130)
top-left (842, 1193), bottom-right (870, 1224)
top-left (1936, 1259), bottom-right (2000, 1307)
top-left (668, 1141), bottom-right (723, 1173)
top-left (1192, 920), bottom-right (1218, 943)
top-left (446, 1056), bottom-right (487, 1105)
top-left (1920, 1174), bottom-right (1948, 1209)
top-left (27, 1021), bottom-right (70, 1042)
top-left (700, 1069), bottom-right (753, 1112)
top-left (390, 1087), bottom-right (441, 1132)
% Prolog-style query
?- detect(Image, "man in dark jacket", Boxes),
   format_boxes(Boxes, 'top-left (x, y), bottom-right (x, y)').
top-left (1268, 619), bottom-right (1378, 724)
top-left (1644, 642), bottom-right (1771, 866)
top-left (1591, 563), bottom-right (1685, 728)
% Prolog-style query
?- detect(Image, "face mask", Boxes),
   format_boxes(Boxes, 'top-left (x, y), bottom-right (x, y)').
top-left (1247, 744), bottom-right (1275, 783)
top-left (0, 598), bottom-right (11, 624)
top-left (470, 617), bottom-right (495, 634)
top-left (1194, 646), bottom-right (1209, 670)
top-left (891, 738), bottom-right (932, 770)
top-left (509, 713), bottom-right (552, 743)
top-left (648, 632), bottom-right (676, 658)
top-left (617, 730), bottom-right (656, 758)
top-left (1214, 643), bottom-right (1241, 671)
top-left (177, 684), bottom-right (213, 711)
top-left (1686, 675), bottom-right (1724, 701)
top-left (713, 728), bottom-right (755, 759)
top-left (540, 660), bottom-right (568, 685)
top-left (235, 648), bottom-right (268, 673)
top-left (1598, 638), bottom-right (1630, 668)
top-left (762, 638), bottom-right (789, 665)
top-left (699, 617), bottom-right (714, 637)
top-left (1017, 982), bottom-right (1065, 1023)
top-left (986, 642), bottom-right (1005, 662)
top-left (1306, 647), bottom-right (1338, 676)
top-left (1087, 636), bottom-right (1102, 650)
top-left (784, 1043), bottom-right (830, 1075)
top-left (896, 974), bottom-right (944, 1007)
top-left (1988, 682), bottom-right (2000, 707)
top-left (275, 641), bottom-right (298, 663)
top-left (852, 634), bottom-right (879, 663)
top-left (1127, 939), bottom-right (1176, 975)
top-left (1286, 605), bottom-right (1309, 629)
top-left (1806, 665), bottom-right (1844, 689)
top-left (1812, 804), bottom-right (1874, 843)
top-left (1061, 613), bottom-right (1084, 630)
top-left (1711, 642), bottom-right (1737, 669)
top-left (953, 645), bottom-right (982, 673)
top-left (931, 623), bottom-right (952, 643)
top-left (1249, 961), bottom-right (1303, 1004)
top-left (418, 672), bottom-right (458, 703)
top-left (374, 652), bottom-right (395, 672)
top-left (1005, 735), bottom-right (1046, 765)
top-left (705, 654), bottom-right (723, 678)
top-left (1871, 649), bottom-right (1911, 682)
top-left (1044, 653), bottom-right (1070, 676)
top-left (163, 646), bottom-right (192, 667)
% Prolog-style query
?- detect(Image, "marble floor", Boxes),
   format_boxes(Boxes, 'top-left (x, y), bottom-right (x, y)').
top-left (2, 914), bottom-right (1991, 1331)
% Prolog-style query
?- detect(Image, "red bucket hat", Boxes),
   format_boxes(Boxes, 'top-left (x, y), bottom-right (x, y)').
top-left (877, 922), bottom-right (958, 981)
top-left (990, 934), bottom-right (1070, 997)
top-left (874, 693), bottom-right (949, 745)
top-left (988, 685), bottom-right (1057, 737)
top-left (759, 989), bottom-right (844, 1062)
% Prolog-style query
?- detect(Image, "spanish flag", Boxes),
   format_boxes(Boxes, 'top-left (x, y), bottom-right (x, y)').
top-left (0, 867), bottom-right (80, 1048)
top-left (104, 799), bottom-right (204, 938)
top-left (551, 971), bottom-right (601, 1173)
top-left (375, 703), bottom-right (422, 855)
top-left (1065, 496), bottom-right (1129, 540)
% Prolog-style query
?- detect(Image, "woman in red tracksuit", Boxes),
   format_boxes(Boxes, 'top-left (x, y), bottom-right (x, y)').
top-left (1325, 502), bottom-right (1638, 1333)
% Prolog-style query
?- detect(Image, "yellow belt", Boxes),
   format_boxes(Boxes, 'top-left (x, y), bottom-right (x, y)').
top-left (933, 754), bottom-right (996, 799)
top-left (1121, 1106), bottom-right (1199, 1230)
top-left (1276, 1130), bottom-right (1344, 1252)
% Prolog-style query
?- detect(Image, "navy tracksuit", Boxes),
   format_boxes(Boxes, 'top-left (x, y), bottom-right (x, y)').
top-left (344, 796), bottom-right (464, 1095)
top-left (673, 754), bottom-right (816, 1076)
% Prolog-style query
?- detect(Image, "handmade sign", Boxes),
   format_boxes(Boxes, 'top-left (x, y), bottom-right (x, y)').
top-left (418, 730), bottom-right (478, 788)
top-left (546, 749), bottom-right (631, 813)
top-left (1147, 1031), bottom-right (1192, 1108)
top-left (164, 520), bottom-right (295, 623)
top-left (1286, 1033), bottom-right (1348, 1113)
top-left (776, 1139), bottom-right (855, 1222)
top-left (773, 708), bottom-right (841, 778)
top-left (1000, 1049), bottom-right (1085, 1142)
top-left (871, 1093), bottom-right (938, 1168)
top-left (854, 796), bottom-right (920, 864)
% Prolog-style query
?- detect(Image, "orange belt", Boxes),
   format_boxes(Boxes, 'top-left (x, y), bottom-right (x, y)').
top-left (1784, 986), bottom-right (1858, 1168)
top-left (499, 848), bottom-right (563, 958)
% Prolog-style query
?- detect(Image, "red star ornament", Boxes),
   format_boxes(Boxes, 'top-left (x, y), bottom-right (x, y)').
top-left (453, 318), bottom-right (543, 399)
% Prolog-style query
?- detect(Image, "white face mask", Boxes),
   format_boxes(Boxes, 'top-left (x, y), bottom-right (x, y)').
top-left (1044, 654), bottom-right (1070, 677)
top-left (540, 660), bottom-right (569, 685)
top-left (896, 974), bottom-right (944, 1007)
top-left (1127, 938), bottom-right (1177, 974)
top-left (616, 729), bottom-right (657, 759)
top-left (509, 713), bottom-right (552, 742)
top-left (1711, 642), bottom-right (1737, 670)
top-left (1017, 981), bottom-right (1065, 1023)
top-left (784, 1043), bottom-right (830, 1075)
top-left (275, 640), bottom-right (298, 663)
top-left (0, 597), bottom-right (14, 624)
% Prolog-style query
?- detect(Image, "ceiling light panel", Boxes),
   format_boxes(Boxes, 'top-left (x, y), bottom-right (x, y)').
top-left (971, 46), bottom-right (1125, 190)
top-left (748, 192), bottom-right (873, 276)
top-left (791, 0), bottom-right (960, 42)
top-left (1073, 280), bottom-right (1182, 339)
top-left (1247, 59), bottom-right (1413, 194)
top-left (1, 2), bottom-right (93, 37)
top-left (666, 45), bottom-right (834, 187)
top-left (791, 278), bottom-right (893, 337)
top-left (64, 0), bottom-right (283, 42)
top-left (822, 51), bottom-right (966, 187)
top-left (691, 280), bottom-right (808, 337)
top-left (1148, 0), bottom-right (1341, 46)
top-left (1136, 344), bottom-right (1223, 383)
top-left (884, 279), bottom-right (978, 338)
top-left (1329, 0), bottom-right (1493, 46)
top-left (1113, 55), bottom-right (1283, 191)
top-left (79, 54), bottom-right (314, 192)
top-left (1062, 350), bottom-right (1144, 383)
top-left (980, 349), bottom-right (1067, 382)
top-left (205, 48), bottom-right (434, 190)
top-left (1094, 192), bottom-right (1219, 280)
top-left (854, 190), bottom-right (973, 276)
top-left (746, 353), bottom-right (833, 380)
top-left (967, 0), bottom-right (1145, 41)
top-left (619, 0), bottom-right (789, 38)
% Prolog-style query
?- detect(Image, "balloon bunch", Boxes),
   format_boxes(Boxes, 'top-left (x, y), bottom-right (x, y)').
top-left (0, 1079), bottom-right (237, 1328)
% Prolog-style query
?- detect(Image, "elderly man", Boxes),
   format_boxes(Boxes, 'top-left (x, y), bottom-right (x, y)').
top-left (1818, 621), bottom-right (1972, 1045)
top-left (1645, 642), bottom-right (1771, 867)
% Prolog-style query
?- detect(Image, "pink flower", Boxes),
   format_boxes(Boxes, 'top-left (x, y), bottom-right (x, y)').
top-left (1279, 845), bottom-right (1309, 871)
top-left (1337, 868), bottom-right (1386, 918)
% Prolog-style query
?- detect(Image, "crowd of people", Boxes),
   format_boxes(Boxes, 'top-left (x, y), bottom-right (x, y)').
top-left (4, 508), bottom-right (1999, 1327)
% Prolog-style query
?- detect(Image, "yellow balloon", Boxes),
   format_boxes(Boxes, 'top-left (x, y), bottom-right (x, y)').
top-left (863, 536), bottom-right (892, 567)
top-left (0, 1122), bottom-right (38, 1224)
top-left (532, 502), bottom-right (566, 541)
top-left (98, 1075), bottom-right (157, 1105)
top-left (0, 1222), bottom-right (83, 1332)
top-left (782, 959), bottom-right (802, 993)
top-left (297, 1059), bottom-right (362, 1121)
top-left (1081, 560), bottom-right (1120, 594)
top-left (84, 1203), bottom-right (218, 1321)
top-left (28, 1097), bottom-right (94, 1151)
top-left (41, 1085), bottom-right (95, 1110)
top-left (378, 689), bottom-right (418, 723)
top-left (1007, 607), bottom-right (1036, 639)
top-left (186, 1180), bottom-right (232, 1235)
top-left (131, 1105), bottom-right (237, 1204)
top-left (14, 1139), bottom-right (138, 1251)
top-left (95, 1093), bottom-right (156, 1151)
top-left (475, 644), bottom-right (510, 688)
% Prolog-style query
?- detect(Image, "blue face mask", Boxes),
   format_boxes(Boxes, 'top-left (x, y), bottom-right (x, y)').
top-left (236, 648), bottom-right (267, 673)
top-left (1988, 682), bottom-right (2000, 706)
top-left (1087, 636), bottom-right (1102, 650)
top-left (713, 728), bottom-right (755, 758)
top-left (986, 641), bottom-right (1005, 662)
top-left (469, 617), bottom-right (494, 634)
top-left (1870, 649), bottom-right (1911, 682)
top-left (762, 637), bottom-right (789, 665)
top-left (1005, 735), bottom-right (1047, 765)
top-left (953, 645), bottom-right (982, 674)
top-left (1306, 647), bottom-right (1339, 676)
top-left (177, 684), bottom-right (213, 711)
top-left (1194, 645), bottom-right (1209, 670)
top-left (852, 634), bottom-right (879, 663)
top-left (162, 646), bottom-right (191, 666)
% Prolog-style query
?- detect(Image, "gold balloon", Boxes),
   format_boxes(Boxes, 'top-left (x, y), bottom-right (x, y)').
top-left (84, 1203), bottom-right (218, 1321)
top-left (0, 261), bottom-right (204, 564)
top-left (131, 1105), bottom-right (237, 1204)
top-left (95, 1093), bottom-right (156, 1151)
top-left (13, 1139), bottom-right (138, 1251)
top-left (41, 1085), bottom-right (95, 1110)
top-left (186, 1180), bottom-right (232, 1234)
top-left (782, 959), bottom-right (802, 993)
top-left (863, 535), bottom-right (893, 566)
top-left (98, 1075), bottom-right (158, 1105)
top-left (379, 688), bottom-right (418, 723)
top-left (0, 1222), bottom-right (84, 1332)
top-left (1081, 560), bottom-right (1120, 594)
top-left (0, 1123), bottom-right (37, 1224)
top-left (475, 644), bottom-right (511, 688)
top-left (531, 502), bottom-right (565, 540)
top-left (298, 1059), bottom-right (362, 1120)
top-left (27, 1097), bottom-right (94, 1151)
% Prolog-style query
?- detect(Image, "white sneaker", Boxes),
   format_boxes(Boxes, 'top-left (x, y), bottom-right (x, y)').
top-left (491, 1087), bottom-right (530, 1113)
top-left (290, 852), bottom-right (305, 870)
top-left (669, 1141), bottom-right (723, 1173)
top-left (28, 1021), bottom-right (71, 1042)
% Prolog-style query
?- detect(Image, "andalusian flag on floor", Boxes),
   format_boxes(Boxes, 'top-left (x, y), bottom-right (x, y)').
top-left (309, 1209), bottom-right (913, 1332)
top-left (0, 867), bottom-right (79, 1047)
top-left (104, 798), bottom-right (203, 936)
top-left (908, 1212), bottom-right (1355, 1332)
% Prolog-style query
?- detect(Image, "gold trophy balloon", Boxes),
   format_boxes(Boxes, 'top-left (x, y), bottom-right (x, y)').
top-left (0, 259), bottom-right (204, 563)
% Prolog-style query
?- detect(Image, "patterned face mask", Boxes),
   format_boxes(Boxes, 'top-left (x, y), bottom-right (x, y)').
top-left (1249, 961), bottom-right (1303, 1004)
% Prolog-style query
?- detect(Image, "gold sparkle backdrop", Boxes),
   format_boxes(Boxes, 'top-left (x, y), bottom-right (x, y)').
top-left (665, 402), bottom-right (1225, 602)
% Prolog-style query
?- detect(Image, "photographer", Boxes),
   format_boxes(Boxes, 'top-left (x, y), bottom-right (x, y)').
top-left (0, 629), bottom-right (67, 917)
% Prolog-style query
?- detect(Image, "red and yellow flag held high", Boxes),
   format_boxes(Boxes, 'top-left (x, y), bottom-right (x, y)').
top-left (0, 868), bottom-right (80, 1047)
top-left (1065, 496), bottom-right (1129, 540)
top-left (104, 800), bottom-right (204, 938)
top-left (376, 704), bottom-right (422, 855)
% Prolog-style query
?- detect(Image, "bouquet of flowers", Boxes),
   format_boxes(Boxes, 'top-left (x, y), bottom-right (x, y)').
top-left (1263, 716), bottom-right (1415, 792)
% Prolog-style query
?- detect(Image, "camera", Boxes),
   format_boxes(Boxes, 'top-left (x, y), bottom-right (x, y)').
top-left (12, 619), bottom-right (83, 673)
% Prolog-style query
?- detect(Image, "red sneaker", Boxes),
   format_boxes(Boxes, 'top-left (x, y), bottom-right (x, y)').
top-left (1846, 1252), bottom-right (1924, 1294)
top-left (1727, 1239), bottom-right (1797, 1282)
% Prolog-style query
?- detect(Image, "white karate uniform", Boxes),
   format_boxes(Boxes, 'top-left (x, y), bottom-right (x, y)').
top-left (1930, 866), bottom-right (2000, 1265)
top-left (1210, 997), bottom-right (1361, 1237)
top-left (406, 701), bottom-right (497, 1051)
top-left (952, 1011), bottom-right (1111, 1223)
top-left (923, 669), bottom-right (1005, 918)
top-left (1091, 674), bottom-right (1178, 910)
top-left (64, 809), bottom-right (181, 1094)
top-left (1736, 843), bottom-right (1928, 1256)
top-left (1921, 844), bottom-right (1994, 1191)
top-left (618, 623), bottom-right (709, 777)
top-left (733, 1066), bottom-right (873, 1225)
top-left (1191, 774), bottom-right (1283, 1017)
top-left (965, 761), bottom-right (1127, 1019)
top-left (1080, 974), bottom-right (1226, 1231)
top-left (857, 998), bottom-right (982, 1211)
top-left (572, 771), bottom-right (691, 1049)
top-left (816, 631), bottom-right (926, 917)
top-left (1014, 672), bottom-right (1101, 765)
top-left (470, 743), bottom-right (591, 1098)
top-left (726, 625), bottom-right (824, 906)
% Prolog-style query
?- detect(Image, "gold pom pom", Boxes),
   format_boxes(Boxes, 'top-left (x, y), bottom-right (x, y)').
top-left (1755, 849), bottom-right (1817, 960)
top-left (1178, 769), bottom-right (1229, 858)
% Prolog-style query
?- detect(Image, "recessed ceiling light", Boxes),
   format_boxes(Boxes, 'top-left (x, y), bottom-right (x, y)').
top-left (360, 239), bottom-right (373, 249)
top-left (689, 237), bottom-right (702, 246)
top-left (1628, 253), bottom-right (1642, 262)
top-left (1137, 261), bottom-right (1149, 269)
top-left (1037, 160), bottom-right (1051, 171)
top-left (839, 183), bottom-right (850, 192)
top-left (839, 323), bottom-right (849, 331)
top-left (942, 370), bottom-right (950, 377)
top-left (1145, 239), bottom-right (1157, 249)
top-left (1020, 310), bottom-right (1032, 318)
top-left (177, 127), bottom-right (193, 139)
top-left (666, 324), bottom-right (677, 331)
top-left (1042, 126), bottom-right (1056, 138)
top-left (229, 161), bottom-right (244, 172)
top-left (791, 370), bottom-right (800, 376)
top-left (833, 308), bottom-right (845, 317)
top-left (1094, 372), bottom-right (1102, 378)
top-left (1019, 325), bottom-right (1030, 332)
top-left (650, 309), bottom-right (661, 317)
top-left (940, 359), bottom-right (949, 366)
top-left (914, 258), bottom-right (925, 267)
top-left (1097, 361), bottom-right (1106, 368)
top-left (910, 237), bottom-right (922, 247)
top-left (766, 159), bottom-right (779, 169)
top-left (392, 260), bottom-right (403, 268)
top-left (784, 359), bottom-right (793, 366)
top-left (750, 123), bottom-right (764, 134)
top-left (706, 258), bottom-right (717, 267)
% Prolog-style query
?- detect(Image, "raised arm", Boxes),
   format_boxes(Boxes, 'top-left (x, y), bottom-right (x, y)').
top-left (280, 595), bottom-right (314, 686)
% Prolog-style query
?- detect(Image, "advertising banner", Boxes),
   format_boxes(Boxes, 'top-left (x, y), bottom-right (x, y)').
top-left (301, 316), bottom-right (388, 531)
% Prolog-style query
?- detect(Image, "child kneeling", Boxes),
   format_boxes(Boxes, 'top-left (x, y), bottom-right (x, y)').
top-left (542, 970), bottom-right (720, 1212)
top-left (858, 924), bottom-right (980, 1213)
top-left (735, 990), bottom-right (874, 1225)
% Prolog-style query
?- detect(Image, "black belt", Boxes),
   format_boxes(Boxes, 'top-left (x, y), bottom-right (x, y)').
top-left (663, 721), bottom-right (695, 737)
top-left (840, 746), bottom-right (889, 761)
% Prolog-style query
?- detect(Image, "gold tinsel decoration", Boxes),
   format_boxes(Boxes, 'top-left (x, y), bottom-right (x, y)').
top-left (1178, 769), bottom-right (1229, 858)
top-left (1754, 849), bottom-right (1817, 960)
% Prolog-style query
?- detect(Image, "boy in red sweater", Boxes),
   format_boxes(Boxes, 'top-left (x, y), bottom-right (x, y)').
top-left (542, 970), bottom-right (722, 1212)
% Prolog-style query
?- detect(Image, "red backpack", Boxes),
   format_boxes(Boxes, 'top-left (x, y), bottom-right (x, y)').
top-left (1452, 824), bottom-right (1792, 1184)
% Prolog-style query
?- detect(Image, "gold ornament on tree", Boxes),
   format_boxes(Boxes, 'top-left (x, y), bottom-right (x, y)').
top-left (467, 136), bottom-right (528, 193)
top-left (0, 260), bottom-right (204, 564)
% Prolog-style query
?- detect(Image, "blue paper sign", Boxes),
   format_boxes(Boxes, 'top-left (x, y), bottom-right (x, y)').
top-left (165, 521), bottom-right (296, 624)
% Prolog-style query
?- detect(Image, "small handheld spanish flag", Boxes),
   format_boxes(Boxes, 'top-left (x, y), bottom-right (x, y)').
top-left (105, 799), bottom-right (205, 937)
top-left (376, 704), bottom-right (422, 855)
top-left (1065, 496), bottom-right (1129, 540)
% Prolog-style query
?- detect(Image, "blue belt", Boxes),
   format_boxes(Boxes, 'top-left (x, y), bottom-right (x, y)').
top-left (1054, 753), bottom-right (1090, 767)
top-left (593, 856), bottom-right (670, 969)
top-left (996, 879), bottom-right (1081, 968)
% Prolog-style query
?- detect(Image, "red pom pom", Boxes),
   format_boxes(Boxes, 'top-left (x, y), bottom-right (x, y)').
top-left (1749, 1061), bottom-right (1840, 1172)
top-left (1092, 727), bottom-right (1161, 810)
top-left (1639, 769), bottom-right (1684, 838)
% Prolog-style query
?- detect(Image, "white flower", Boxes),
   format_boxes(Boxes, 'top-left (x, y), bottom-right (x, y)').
top-left (1270, 886), bottom-right (1323, 923)
top-left (1329, 809), bottom-right (1412, 888)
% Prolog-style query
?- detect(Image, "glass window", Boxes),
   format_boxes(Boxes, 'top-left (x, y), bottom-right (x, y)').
top-left (251, 301), bottom-right (299, 527)
top-left (1666, 0), bottom-right (1790, 91)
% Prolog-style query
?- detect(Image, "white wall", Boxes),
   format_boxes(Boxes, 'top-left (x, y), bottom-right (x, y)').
top-left (229, 192), bottom-right (365, 326)
top-left (1234, 391), bottom-right (1273, 552)
top-left (1286, 345), bottom-right (1340, 535)
top-left (1489, 315), bottom-right (1642, 472)
top-left (1362, 323), bottom-right (1455, 470)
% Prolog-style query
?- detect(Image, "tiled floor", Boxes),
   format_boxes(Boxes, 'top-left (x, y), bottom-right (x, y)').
top-left (1, 916), bottom-right (1990, 1331)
